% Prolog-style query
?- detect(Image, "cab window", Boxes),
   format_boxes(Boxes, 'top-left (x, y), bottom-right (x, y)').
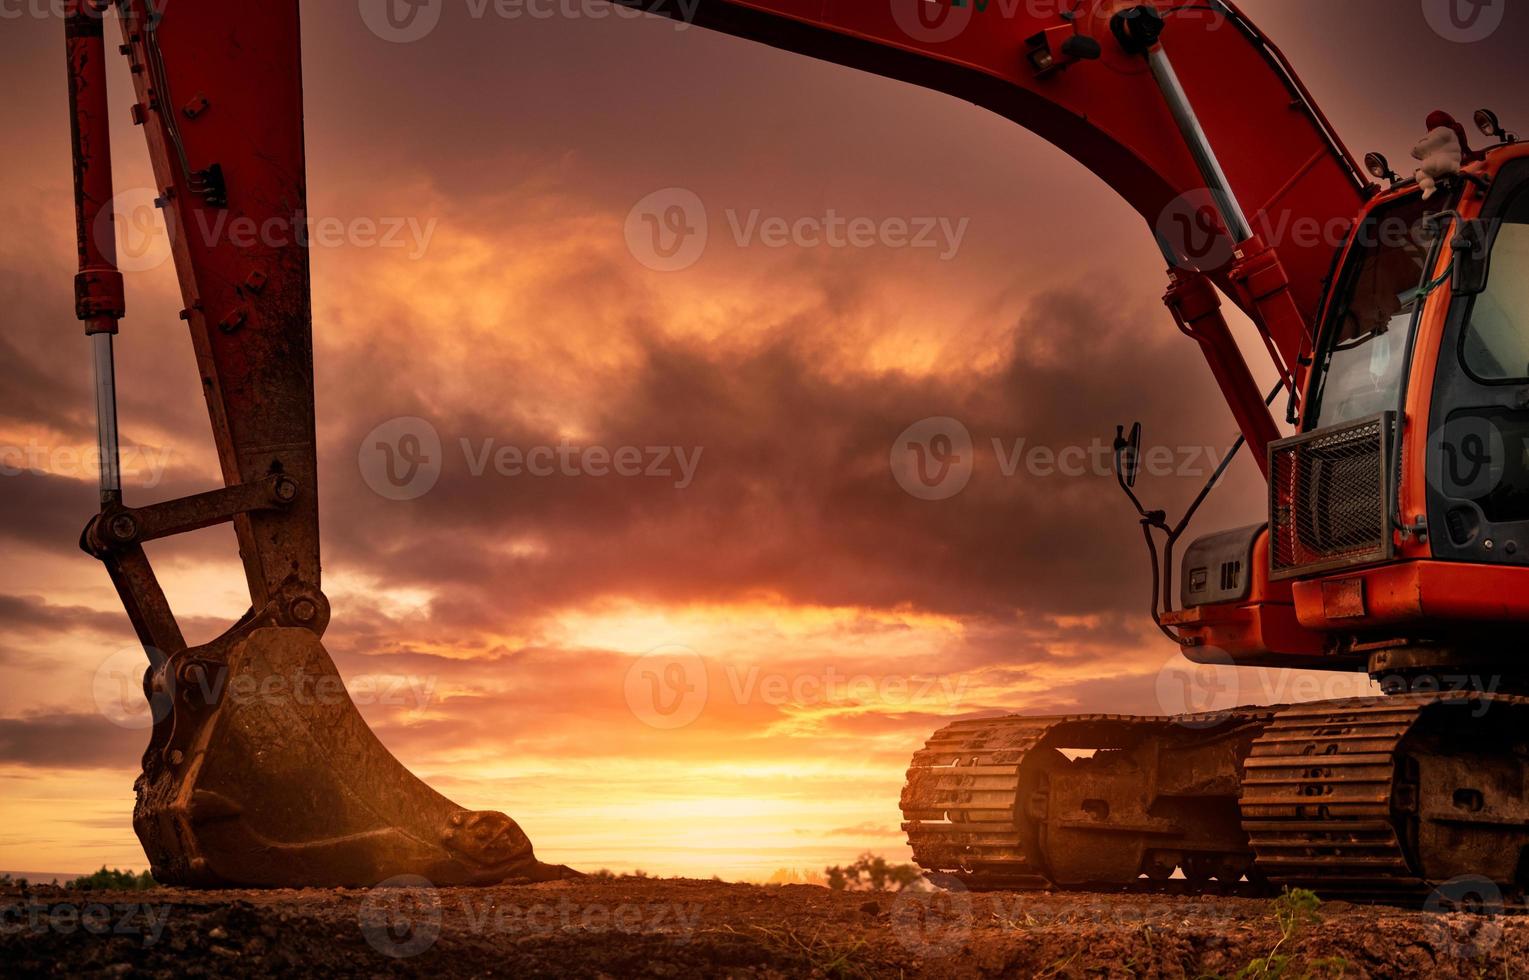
top-left (1310, 193), bottom-right (1450, 429)
top-left (1461, 188), bottom-right (1529, 383)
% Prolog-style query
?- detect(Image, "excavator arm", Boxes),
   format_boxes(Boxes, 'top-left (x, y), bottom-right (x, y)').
top-left (69, 0), bottom-right (1370, 887)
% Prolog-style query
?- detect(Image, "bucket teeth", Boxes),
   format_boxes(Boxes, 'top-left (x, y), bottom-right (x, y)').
top-left (134, 625), bottom-right (574, 888)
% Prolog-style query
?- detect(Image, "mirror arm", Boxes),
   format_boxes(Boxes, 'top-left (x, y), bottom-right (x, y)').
top-left (1113, 380), bottom-right (1282, 640)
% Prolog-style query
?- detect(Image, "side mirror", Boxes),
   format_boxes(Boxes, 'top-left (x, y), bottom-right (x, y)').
top-left (1115, 422), bottom-right (1144, 489)
top-left (1453, 218), bottom-right (1493, 297)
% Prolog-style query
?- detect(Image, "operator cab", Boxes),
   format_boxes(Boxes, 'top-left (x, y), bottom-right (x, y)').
top-left (1160, 126), bottom-right (1529, 670)
top-left (1280, 140), bottom-right (1529, 575)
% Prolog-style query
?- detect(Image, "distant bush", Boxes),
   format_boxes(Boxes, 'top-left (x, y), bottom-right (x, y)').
top-left (824, 853), bottom-right (922, 892)
top-left (587, 869), bottom-right (652, 881)
top-left (64, 867), bottom-right (156, 891)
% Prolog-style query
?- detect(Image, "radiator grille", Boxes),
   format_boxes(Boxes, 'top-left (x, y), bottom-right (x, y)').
top-left (1269, 413), bottom-right (1395, 580)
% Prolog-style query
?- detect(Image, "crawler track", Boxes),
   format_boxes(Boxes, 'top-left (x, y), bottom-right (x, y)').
top-left (902, 694), bottom-right (1529, 907)
top-left (902, 709), bottom-right (1273, 892)
top-left (1240, 697), bottom-right (1434, 903)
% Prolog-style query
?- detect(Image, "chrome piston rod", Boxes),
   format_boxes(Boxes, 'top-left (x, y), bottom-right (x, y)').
top-left (92, 332), bottom-right (122, 504)
top-left (1145, 44), bottom-right (1255, 245)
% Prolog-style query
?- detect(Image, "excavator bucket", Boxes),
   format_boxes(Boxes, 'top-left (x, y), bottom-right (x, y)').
top-left (134, 626), bottom-right (571, 887)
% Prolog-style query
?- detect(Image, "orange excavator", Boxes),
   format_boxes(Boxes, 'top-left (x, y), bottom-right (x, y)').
top-left (67, 1), bottom-right (1529, 903)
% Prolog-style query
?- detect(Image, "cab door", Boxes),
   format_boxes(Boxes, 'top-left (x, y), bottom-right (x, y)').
top-left (1427, 156), bottom-right (1529, 564)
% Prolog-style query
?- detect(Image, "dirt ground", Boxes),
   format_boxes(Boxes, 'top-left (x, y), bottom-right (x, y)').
top-left (2, 876), bottom-right (1523, 978)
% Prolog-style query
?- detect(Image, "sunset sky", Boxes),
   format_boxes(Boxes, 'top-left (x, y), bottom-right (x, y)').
top-left (1, 1), bottom-right (1526, 880)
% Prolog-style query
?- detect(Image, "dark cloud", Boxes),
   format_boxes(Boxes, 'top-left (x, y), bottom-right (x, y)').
top-left (0, 595), bottom-right (125, 637)
top-left (0, 713), bottom-right (143, 770)
top-left (315, 276), bottom-right (1260, 642)
top-left (823, 822), bottom-right (901, 838)
top-left (0, 471), bottom-right (99, 553)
